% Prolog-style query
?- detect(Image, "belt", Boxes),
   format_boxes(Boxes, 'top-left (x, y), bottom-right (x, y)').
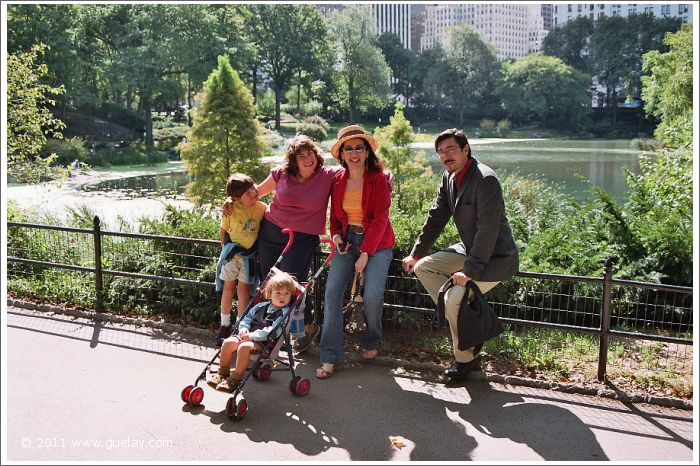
top-left (347, 225), bottom-right (365, 234)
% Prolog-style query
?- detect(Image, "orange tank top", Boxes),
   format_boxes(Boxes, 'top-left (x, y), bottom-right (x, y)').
top-left (342, 189), bottom-right (363, 225)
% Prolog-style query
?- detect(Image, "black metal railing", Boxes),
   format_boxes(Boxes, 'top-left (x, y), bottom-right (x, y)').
top-left (6, 217), bottom-right (693, 381)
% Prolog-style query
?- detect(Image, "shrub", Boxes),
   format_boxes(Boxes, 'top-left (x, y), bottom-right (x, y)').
top-left (297, 122), bottom-right (328, 141)
top-left (40, 137), bottom-right (90, 166)
top-left (303, 115), bottom-right (331, 132)
top-left (479, 118), bottom-right (497, 137)
top-left (497, 118), bottom-right (512, 133)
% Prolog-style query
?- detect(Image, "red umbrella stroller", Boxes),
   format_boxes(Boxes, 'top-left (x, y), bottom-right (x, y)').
top-left (181, 230), bottom-right (335, 420)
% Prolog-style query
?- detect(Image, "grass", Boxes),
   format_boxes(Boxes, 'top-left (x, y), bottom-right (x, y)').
top-left (381, 325), bottom-right (693, 399)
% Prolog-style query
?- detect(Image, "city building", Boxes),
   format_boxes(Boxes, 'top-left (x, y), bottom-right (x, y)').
top-left (420, 3), bottom-right (549, 61)
top-left (553, 3), bottom-right (693, 26)
top-left (372, 3), bottom-right (412, 50)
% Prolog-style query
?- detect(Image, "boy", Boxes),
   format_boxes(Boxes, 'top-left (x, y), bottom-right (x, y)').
top-left (209, 272), bottom-right (298, 392)
top-left (215, 173), bottom-right (267, 342)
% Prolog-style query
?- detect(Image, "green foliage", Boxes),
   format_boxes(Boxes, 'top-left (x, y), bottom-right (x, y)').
top-left (7, 44), bottom-right (66, 183)
top-left (179, 55), bottom-right (267, 207)
top-left (87, 146), bottom-right (168, 167)
top-left (247, 4), bottom-right (331, 129)
top-left (623, 148), bottom-right (693, 284)
top-left (255, 88), bottom-right (276, 119)
top-left (40, 137), bottom-right (90, 167)
top-left (139, 205), bottom-right (219, 239)
top-left (495, 53), bottom-right (590, 128)
top-left (329, 5), bottom-right (392, 123)
top-left (297, 122), bottom-right (328, 142)
top-left (641, 24), bottom-right (693, 147)
top-left (442, 25), bottom-right (498, 125)
top-left (542, 16), bottom-right (594, 74)
top-left (375, 102), bottom-right (433, 211)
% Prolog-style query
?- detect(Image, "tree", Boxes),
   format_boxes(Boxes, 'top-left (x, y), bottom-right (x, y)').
top-left (541, 16), bottom-right (593, 74)
top-left (374, 103), bottom-right (432, 211)
top-left (329, 5), bottom-right (392, 123)
top-left (7, 4), bottom-right (81, 119)
top-left (410, 45), bottom-right (455, 121)
top-left (7, 45), bottom-right (66, 183)
top-left (495, 53), bottom-right (590, 128)
top-left (441, 25), bottom-right (498, 125)
top-left (179, 55), bottom-right (267, 207)
top-left (376, 32), bottom-right (414, 102)
top-left (246, 4), bottom-right (329, 129)
top-left (641, 23), bottom-right (692, 146)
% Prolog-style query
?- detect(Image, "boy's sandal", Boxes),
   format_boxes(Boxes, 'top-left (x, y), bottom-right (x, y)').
top-left (361, 348), bottom-right (378, 360)
top-left (315, 363), bottom-right (342, 379)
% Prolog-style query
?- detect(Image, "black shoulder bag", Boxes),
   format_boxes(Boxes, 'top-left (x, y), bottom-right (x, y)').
top-left (436, 279), bottom-right (504, 351)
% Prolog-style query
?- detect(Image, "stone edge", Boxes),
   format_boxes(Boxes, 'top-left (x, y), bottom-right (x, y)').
top-left (8, 299), bottom-right (692, 411)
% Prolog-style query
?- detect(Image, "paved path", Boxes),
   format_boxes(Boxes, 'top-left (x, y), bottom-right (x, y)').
top-left (3, 306), bottom-right (695, 462)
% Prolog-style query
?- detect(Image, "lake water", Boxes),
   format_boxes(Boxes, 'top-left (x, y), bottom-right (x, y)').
top-left (412, 138), bottom-right (646, 203)
top-left (5, 139), bottom-right (646, 226)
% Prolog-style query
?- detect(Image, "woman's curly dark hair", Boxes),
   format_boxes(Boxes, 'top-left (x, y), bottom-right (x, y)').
top-left (282, 135), bottom-right (325, 176)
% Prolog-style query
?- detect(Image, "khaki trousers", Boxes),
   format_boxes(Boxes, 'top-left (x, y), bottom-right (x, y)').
top-left (414, 251), bottom-right (500, 363)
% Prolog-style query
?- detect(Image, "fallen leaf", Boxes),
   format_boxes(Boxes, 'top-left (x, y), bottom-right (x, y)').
top-left (390, 436), bottom-right (406, 449)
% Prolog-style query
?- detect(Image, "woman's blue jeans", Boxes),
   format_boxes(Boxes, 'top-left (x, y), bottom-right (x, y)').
top-left (319, 230), bottom-right (393, 364)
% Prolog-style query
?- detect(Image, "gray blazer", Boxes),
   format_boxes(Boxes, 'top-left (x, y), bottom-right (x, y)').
top-left (410, 158), bottom-right (519, 282)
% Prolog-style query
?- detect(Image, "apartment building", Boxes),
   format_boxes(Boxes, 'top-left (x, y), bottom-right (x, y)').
top-left (419, 3), bottom-right (549, 60)
top-left (372, 3), bottom-right (412, 50)
top-left (553, 3), bottom-right (693, 26)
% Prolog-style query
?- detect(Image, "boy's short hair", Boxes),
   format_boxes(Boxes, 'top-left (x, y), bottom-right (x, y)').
top-left (226, 173), bottom-right (254, 199)
top-left (264, 271), bottom-right (298, 300)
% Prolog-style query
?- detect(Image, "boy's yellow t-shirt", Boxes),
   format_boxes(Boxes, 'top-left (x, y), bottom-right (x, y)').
top-left (221, 200), bottom-right (267, 249)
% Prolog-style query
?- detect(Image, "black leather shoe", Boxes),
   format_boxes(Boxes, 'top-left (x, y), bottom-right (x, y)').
top-left (444, 357), bottom-right (481, 379)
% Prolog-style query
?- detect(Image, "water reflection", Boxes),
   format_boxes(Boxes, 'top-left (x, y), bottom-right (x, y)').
top-left (78, 140), bottom-right (647, 204)
top-left (81, 171), bottom-right (189, 200)
top-left (414, 139), bottom-right (646, 203)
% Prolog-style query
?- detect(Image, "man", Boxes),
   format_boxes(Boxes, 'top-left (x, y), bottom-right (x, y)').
top-left (402, 128), bottom-right (519, 380)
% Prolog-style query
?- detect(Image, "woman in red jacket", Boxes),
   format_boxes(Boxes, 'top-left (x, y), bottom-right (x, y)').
top-left (316, 125), bottom-right (395, 379)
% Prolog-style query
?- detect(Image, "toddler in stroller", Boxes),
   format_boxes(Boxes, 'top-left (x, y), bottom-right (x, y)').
top-left (208, 272), bottom-right (297, 393)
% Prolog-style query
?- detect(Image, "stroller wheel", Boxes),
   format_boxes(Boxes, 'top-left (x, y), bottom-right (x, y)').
top-left (189, 387), bottom-right (204, 406)
top-left (181, 385), bottom-right (194, 403)
top-left (252, 368), bottom-right (260, 380)
top-left (289, 376), bottom-right (301, 394)
top-left (227, 397), bottom-right (247, 420)
top-left (258, 363), bottom-right (272, 381)
top-left (294, 378), bottom-right (311, 397)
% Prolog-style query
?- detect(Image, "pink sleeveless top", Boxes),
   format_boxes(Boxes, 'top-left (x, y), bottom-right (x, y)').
top-left (266, 165), bottom-right (339, 235)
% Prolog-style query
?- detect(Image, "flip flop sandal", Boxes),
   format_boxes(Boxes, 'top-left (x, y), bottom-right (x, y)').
top-left (315, 363), bottom-right (342, 379)
top-left (361, 349), bottom-right (378, 359)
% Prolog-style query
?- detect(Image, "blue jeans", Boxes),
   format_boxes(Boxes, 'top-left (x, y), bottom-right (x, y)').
top-left (319, 230), bottom-right (393, 364)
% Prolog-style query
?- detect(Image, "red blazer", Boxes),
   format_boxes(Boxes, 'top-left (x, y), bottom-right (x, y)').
top-left (329, 169), bottom-right (396, 255)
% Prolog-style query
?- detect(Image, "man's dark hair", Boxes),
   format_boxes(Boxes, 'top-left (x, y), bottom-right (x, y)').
top-left (435, 128), bottom-right (470, 156)
top-left (226, 173), bottom-right (254, 199)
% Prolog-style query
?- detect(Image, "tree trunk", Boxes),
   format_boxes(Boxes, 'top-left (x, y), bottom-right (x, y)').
top-left (296, 69), bottom-right (302, 116)
top-left (127, 85), bottom-right (134, 110)
top-left (348, 78), bottom-right (355, 124)
top-left (275, 87), bottom-right (282, 130)
top-left (142, 92), bottom-right (154, 150)
top-left (251, 63), bottom-right (258, 103)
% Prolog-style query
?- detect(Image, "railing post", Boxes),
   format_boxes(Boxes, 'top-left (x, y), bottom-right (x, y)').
top-left (597, 257), bottom-right (614, 381)
top-left (93, 216), bottom-right (104, 313)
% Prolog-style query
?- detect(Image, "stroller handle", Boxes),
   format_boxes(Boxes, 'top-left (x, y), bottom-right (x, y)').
top-left (320, 238), bottom-right (336, 266)
top-left (280, 228), bottom-right (295, 254)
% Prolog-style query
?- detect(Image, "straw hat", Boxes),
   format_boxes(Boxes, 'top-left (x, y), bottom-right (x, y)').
top-left (329, 125), bottom-right (380, 159)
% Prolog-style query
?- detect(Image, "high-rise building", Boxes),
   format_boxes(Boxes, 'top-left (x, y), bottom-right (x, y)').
top-left (372, 3), bottom-right (412, 50)
top-left (553, 3), bottom-right (693, 27)
top-left (420, 4), bottom-right (548, 60)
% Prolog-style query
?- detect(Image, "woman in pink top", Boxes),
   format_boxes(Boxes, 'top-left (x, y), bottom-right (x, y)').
top-left (225, 135), bottom-right (340, 352)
